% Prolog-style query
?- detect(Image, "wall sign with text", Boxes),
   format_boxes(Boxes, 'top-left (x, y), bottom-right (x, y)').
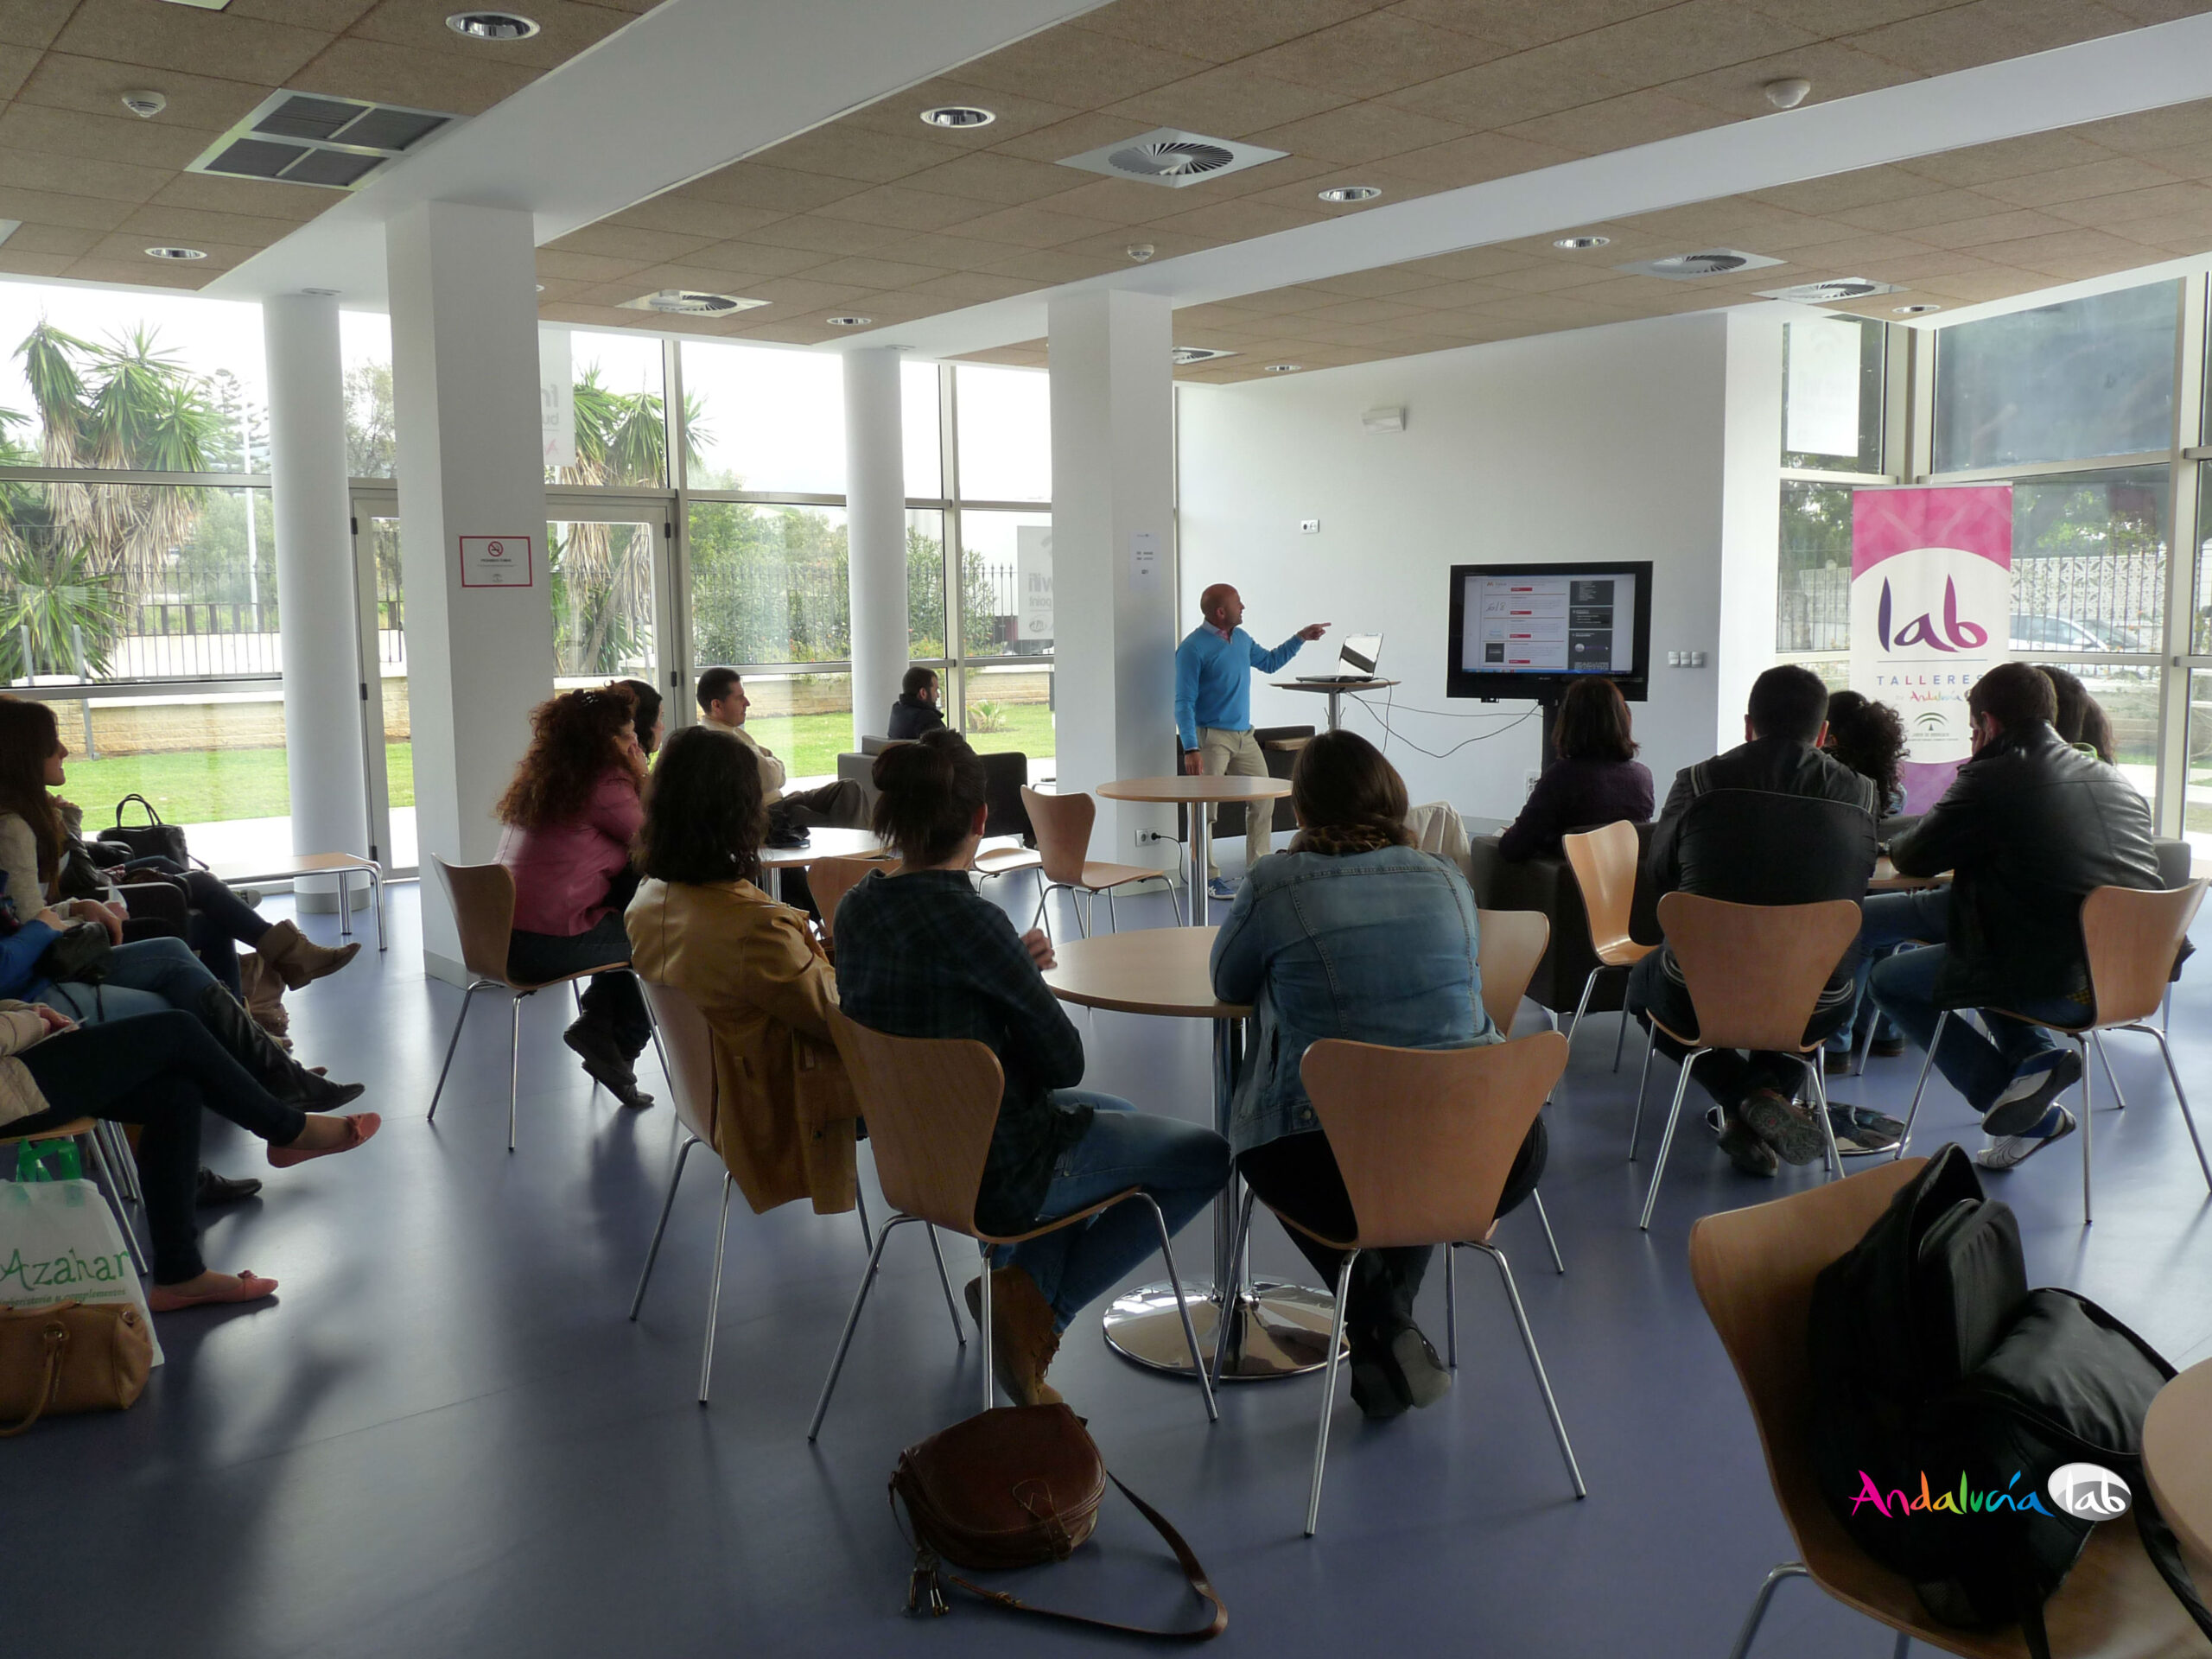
top-left (460, 535), bottom-right (535, 588)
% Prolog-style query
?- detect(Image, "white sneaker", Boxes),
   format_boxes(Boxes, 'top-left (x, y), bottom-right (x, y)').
top-left (1974, 1106), bottom-right (2076, 1171)
top-left (1205, 876), bottom-right (1240, 901)
top-left (1981, 1050), bottom-right (2082, 1137)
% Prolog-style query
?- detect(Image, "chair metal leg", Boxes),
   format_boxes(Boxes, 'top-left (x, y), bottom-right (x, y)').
top-left (80, 1128), bottom-right (147, 1277)
top-left (507, 990), bottom-right (527, 1153)
top-left (1136, 1192), bottom-right (1217, 1424)
top-left (1726, 1562), bottom-right (1811, 1659)
top-left (1804, 1061), bottom-right (1844, 1181)
top-left (2075, 1034), bottom-right (2093, 1226)
top-left (97, 1121), bottom-right (143, 1210)
top-left (1564, 967), bottom-right (1602, 1051)
top-left (633, 970), bottom-right (673, 1094)
top-left (1529, 1189), bottom-right (1566, 1274)
top-left (1075, 890), bottom-right (1090, 939)
top-left (1639, 1051), bottom-right (1707, 1230)
top-left (427, 981), bottom-right (486, 1121)
top-left (2131, 1022), bottom-right (2212, 1193)
top-left (1629, 1020), bottom-right (1659, 1161)
top-left (1305, 1251), bottom-right (1358, 1537)
top-left (853, 1179), bottom-right (874, 1253)
top-left (1034, 882), bottom-right (1054, 944)
top-left (1894, 1631), bottom-right (1913, 1657)
top-left (1106, 887), bottom-right (1118, 933)
top-left (1473, 1240), bottom-right (1585, 1497)
top-left (1445, 1243), bottom-right (1459, 1369)
top-left (806, 1213), bottom-right (908, 1440)
top-left (698, 1173), bottom-right (734, 1405)
top-left (1611, 1004), bottom-right (1630, 1071)
top-left (978, 1240), bottom-right (995, 1414)
top-left (1211, 1188), bottom-right (1257, 1389)
top-left (628, 1134), bottom-right (697, 1320)
top-left (1168, 874), bottom-right (1185, 926)
top-left (2091, 1028), bottom-right (2126, 1111)
top-left (1897, 1009), bottom-right (1947, 1160)
top-left (925, 1224), bottom-right (966, 1350)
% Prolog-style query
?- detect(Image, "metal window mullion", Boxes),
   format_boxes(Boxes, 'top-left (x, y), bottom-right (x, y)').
top-left (941, 362), bottom-right (966, 724)
top-left (1780, 467), bottom-right (1899, 486)
top-left (0, 467), bottom-right (268, 488)
top-left (1906, 325), bottom-right (1936, 483)
top-left (1922, 450), bottom-right (2174, 486)
top-left (2158, 272), bottom-right (2208, 836)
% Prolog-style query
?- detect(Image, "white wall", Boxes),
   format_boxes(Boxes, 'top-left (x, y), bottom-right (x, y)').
top-left (1176, 309), bottom-right (1783, 823)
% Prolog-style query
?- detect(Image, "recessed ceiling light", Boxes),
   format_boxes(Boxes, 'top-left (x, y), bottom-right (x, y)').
top-left (446, 11), bottom-right (539, 40)
top-left (826, 316), bottom-right (873, 327)
top-left (1262, 363), bottom-right (1302, 373)
top-left (144, 246), bottom-right (207, 260)
top-left (1554, 235), bottom-right (1611, 250)
top-left (1318, 185), bottom-right (1382, 203)
top-left (919, 105), bottom-right (995, 130)
top-left (1895, 302), bottom-right (1942, 315)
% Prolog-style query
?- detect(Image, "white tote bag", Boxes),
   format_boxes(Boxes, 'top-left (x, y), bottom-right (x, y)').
top-left (0, 1179), bottom-right (164, 1366)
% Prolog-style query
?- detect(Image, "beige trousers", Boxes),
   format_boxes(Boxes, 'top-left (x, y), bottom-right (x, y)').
top-left (1198, 726), bottom-right (1271, 878)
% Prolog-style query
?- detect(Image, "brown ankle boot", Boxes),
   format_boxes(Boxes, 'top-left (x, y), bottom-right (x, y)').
top-left (963, 1266), bottom-right (1064, 1407)
top-left (256, 918), bottom-right (361, 991)
top-left (238, 957), bottom-right (292, 1051)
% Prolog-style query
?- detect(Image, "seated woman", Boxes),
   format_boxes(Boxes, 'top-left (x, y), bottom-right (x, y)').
top-left (1, 1001), bottom-right (378, 1311)
top-left (1822, 690), bottom-right (1907, 818)
top-left (1212, 730), bottom-right (1545, 1421)
top-left (1497, 676), bottom-right (1653, 861)
top-left (835, 731), bottom-right (1229, 1408)
top-left (497, 685), bottom-right (654, 1109)
top-left (616, 677), bottom-right (666, 758)
top-left (626, 725), bottom-right (856, 1213)
top-left (0, 696), bottom-right (357, 1001)
top-left (2040, 664), bottom-right (2118, 764)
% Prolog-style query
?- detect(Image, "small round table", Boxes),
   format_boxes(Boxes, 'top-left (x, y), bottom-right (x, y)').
top-left (2145, 1357), bottom-right (2212, 1569)
top-left (1097, 775), bottom-right (1290, 925)
top-left (758, 827), bottom-right (893, 905)
top-left (1043, 927), bottom-right (1338, 1382)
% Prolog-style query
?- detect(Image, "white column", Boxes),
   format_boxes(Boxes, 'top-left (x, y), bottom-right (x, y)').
top-left (843, 346), bottom-right (907, 745)
top-left (1717, 309), bottom-right (1785, 749)
top-left (264, 291), bottom-right (369, 912)
top-left (1048, 289), bottom-right (1176, 861)
top-left (387, 201), bottom-right (554, 982)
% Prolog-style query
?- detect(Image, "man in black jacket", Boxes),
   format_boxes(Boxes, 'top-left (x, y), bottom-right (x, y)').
top-left (1631, 665), bottom-right (1882, 1177)
top-left (1870, 662), bottom-right (2159, 1170)
top-left (886, 666), bottom-right (948, 741)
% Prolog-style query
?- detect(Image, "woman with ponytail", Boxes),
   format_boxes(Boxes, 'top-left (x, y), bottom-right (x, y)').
top-left (1211, 729), bottom-right (1545, 1421)
top-left (834, 730), bottom-right (1229, 1411)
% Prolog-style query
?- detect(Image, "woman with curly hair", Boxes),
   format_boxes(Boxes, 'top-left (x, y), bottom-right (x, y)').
top-left (497, 684), bottom-right (654, 1108)
top-left (1821, 690), bottom-right (1908, 817)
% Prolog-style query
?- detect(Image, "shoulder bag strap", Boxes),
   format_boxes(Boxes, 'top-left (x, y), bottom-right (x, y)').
top-left (0, 1322), bottom-right (68, 1439)
top-left (2131, 1481), bottom-right (2212, 1644)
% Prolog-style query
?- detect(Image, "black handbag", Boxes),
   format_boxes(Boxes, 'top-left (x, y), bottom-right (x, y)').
top-left (36, 920), bottom-right (112, 985)
top-left (106, 795), bottom-right (193, 866)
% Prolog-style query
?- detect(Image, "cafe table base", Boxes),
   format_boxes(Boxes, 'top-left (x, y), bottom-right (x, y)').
top-left (1102, 1281), bottom-right (1343, 1379)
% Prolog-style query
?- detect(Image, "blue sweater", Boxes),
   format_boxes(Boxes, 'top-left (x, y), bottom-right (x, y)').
top-left (1174, 626), bottom-right (1306, 749)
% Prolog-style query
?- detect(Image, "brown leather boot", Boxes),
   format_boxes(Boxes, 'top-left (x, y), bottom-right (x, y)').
top-left (256, 918), bottom-right (361, 991)
top-left (238, 956), bottom-right (291, 1051)
top-left (963, 1265), bottom-right (1064, 1407)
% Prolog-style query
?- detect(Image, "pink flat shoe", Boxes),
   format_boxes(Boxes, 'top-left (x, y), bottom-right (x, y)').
top-left (148, 1271), bottom-right (278, 1313)
top-left (268, 1112), bottom-right (382, 1169)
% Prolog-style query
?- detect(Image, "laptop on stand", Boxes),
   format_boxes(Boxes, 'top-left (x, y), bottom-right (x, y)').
top-left (1297, 632), bottom-right (1383, 683)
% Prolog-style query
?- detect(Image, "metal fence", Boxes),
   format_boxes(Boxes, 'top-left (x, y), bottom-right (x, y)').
top-left (1777, 552), bottom-right (2167, 656)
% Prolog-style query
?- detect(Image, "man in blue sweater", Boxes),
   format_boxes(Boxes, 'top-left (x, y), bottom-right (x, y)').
top-left (1176, 583), bottom-right (1328, 900)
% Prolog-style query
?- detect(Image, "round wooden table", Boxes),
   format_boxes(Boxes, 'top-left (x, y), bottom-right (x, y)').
top-left (2145, 1357), bottom-right (2212, 1569)
top-left (1097, 775), bottom-right (1290, 924)
top-left (1043, 927), bottom-right (1339, 1382)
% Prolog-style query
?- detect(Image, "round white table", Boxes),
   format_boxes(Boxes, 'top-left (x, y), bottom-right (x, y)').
top-left (757, 827), bottom-right (892, 905)
top-left (1042, 926), bottom-right (1338, 1381)
top-left (1096, 774), bottom-right (1290, 925)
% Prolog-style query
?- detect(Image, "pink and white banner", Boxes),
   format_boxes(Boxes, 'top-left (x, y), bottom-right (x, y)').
top-left (1850, 485), bottom-right (2012, 814)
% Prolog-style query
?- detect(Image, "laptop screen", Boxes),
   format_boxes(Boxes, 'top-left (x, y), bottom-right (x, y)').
top-left (1337, 633), bottom-right (1382, 676)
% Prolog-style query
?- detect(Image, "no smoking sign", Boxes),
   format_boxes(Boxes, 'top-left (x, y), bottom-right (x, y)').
top-left (460, 535), bottom-right (535, 588)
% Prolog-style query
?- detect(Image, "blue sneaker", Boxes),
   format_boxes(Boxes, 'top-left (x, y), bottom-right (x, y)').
top-left (1205, 876), bottom-right (1240, 902)
top-left (1974, 1105), bottom-right (2076, 1171)
top-left (1982, 1050), bottom-right (2082, 1137)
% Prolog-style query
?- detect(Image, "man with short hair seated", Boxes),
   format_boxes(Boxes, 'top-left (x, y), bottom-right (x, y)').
top-left (1869, 661), bottom-right (2159, 1171)
top-left (1630, 664), bottom-right (1882, 1178)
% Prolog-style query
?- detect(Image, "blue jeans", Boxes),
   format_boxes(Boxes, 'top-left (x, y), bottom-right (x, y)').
top-left (994, 1091), bottom-right (1231, 1332)
top-left (35, 934), bottom-right (226, 1026)
top-left (1827, 889), bottom-right (1949, 1053)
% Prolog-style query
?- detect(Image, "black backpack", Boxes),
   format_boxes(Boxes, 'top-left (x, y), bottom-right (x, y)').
top-left (1807, 1145), bottom-right (2212, 1657)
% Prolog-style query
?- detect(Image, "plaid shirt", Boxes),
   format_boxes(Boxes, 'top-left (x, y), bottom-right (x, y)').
top-left (833, 869), bottom-right (1092, 1234)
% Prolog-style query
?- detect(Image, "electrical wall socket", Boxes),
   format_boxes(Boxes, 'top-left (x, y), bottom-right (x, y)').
top-left (1299, 518), bottom-right (1319, 533)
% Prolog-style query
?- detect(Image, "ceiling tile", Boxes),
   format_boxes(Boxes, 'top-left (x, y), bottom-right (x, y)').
top-left (1243, 12), bottom-right (1509, 98)
top-left (114, 203), bottom-right (303, 249)
top-left (0, 0), bottom-right (77, 52)
top-left (754, 123), bottom-right (967, 187)
top-left (2100, 0), bottom-right (2212, 19)
top-left (586, 264), bottom-right (777, 300)
top-left (1973, 226), bottom-right (2177, 273)
top-left (1385, 1), bottom-right (1681, 54)
top-left (543, 223), bottom-right (714, 264)
top-left (0, 249), bottom-right (78, 278)
top-left (1147, 195), bottom-right (1326, 241)
top-left (1894, 267), bottom-right (2051, 302)
top-left (1830, 186), bottom-right (2013, 232)
top-left (535, 249), bottom-right (658, 283)
top-left (1500, 87), bottom-right (1731, 152)
top-left (1291, 296), bottom-right (1435, 325)
top-left (1978, 159), bottom-right (2191, 211)
top-left (2074, 99), bottom-right (2212, 155)
top-left (1568, 0), bottom-right (1821, 84)
top-left (86, 230), bottom-right (256, 270)
top-left (898, 149), bottom-right (1093, 207)
top-left (854, 230), bottom-right (1012, 270)
top-left (896, 270), bottom-right (1042, 306)
top-left (1, 220), bottom-right (101, 256)
top-left (52, 0), bottom-right (330, 84)
top-left (1106, 62), bottom-right (1358, 138)
top-left (1235, 166), bottom-right (1442, 214)
top-left (1382, 128), bottom-right (1586, 183)
top-left (734, 216), bottom-right (905, 258)
top-left (1842, 246), bottom-right (2002, 281)
top-left (14, 51), bottom-right (270, 132)
top-left (1662, 40), bottom-right (1920, 117)
top-left (1244, 99), bottom-right (1471, 166)
top-left (837, 78), bottom-right (1082, 147)
top-left (1478, 257), bottom-right (1639, 292)
top-left (1754, 228), bottom-right (1939, 265)
top-left (343, 0), bottom-right (637, 72)
top-left (1749, 0), bottom-right (1982, 30)
top-left (734, 276), bottom-right (876, 310)
top-left (947, 201), bottom-right (1123, 249)
top-left (0, 105), bottom-right (226, 173)
top-left (1031, 173), bottom-right (1224, 224)
top-left (802, 255), bottom-right (954, 289)
top-left (285, 36), bottom-right (537, 116)
top-left (0, 48), bottom-right (31, 104)
top-left (1747, 164), bottom-right (1946, 214)
top-left (58, 256), bottom-right (216, 289)
top-left (1901, 206), bottom-right (2081, 248)
top-left (970, 245), bottom-right (1125, 284)
top-left (143, 170), bottom-right (330, 220)
top-left (0, 185), bottom-right (136, 232)
top-left (2043, 180), bottom-right (2212, 226)
top-left (677, 164), bottom-right (872, 215)
top-left (1073, 0), bottom-right (1385, 64)
top-left (1848, 0), bottom-right (2140, 78)
top-left (225, 0), bottom-right (379, 26)
top-left (1395, 244), bottom-right (1553, 281)
top-left (1297, 264), bottom-right (1468, 298)
top-left (0, 148), bottom-right (168, 204)
top-left (950, 27), bottom-right (1215, 109)
top-left (605, 196), bottom-right (788, 242)
top-left (986, 111), bottom-right (1162, 166)
top-left (810, 184), bottom-right (989, 233)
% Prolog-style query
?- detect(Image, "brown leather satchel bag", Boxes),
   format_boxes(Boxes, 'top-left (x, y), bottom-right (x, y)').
top-left (890, 1403), bottom-right (1227, 1640)
top-left (0, 1300), bottom-right (152, 1436)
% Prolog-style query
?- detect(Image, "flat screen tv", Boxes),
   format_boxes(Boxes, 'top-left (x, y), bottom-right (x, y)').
top-left (1446, 561), bottom-right (1653, 703)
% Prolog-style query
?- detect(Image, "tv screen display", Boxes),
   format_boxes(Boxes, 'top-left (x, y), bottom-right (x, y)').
top-left (1446, 561), bottom-right (1652, 702)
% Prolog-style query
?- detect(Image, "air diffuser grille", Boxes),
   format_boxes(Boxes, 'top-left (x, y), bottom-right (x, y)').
top-left (188, 89), bottom-right (456, 192)
top-left (1754, 277), bottom-right (1904, 303)
top-left (617, 289), bottom-right (770, 317)
top-left (1615, 248), bottom-right (1783, 281)
top-left (1171, 346), bottom-right (1238, 365)
top-left (1058, 127), bottom-right (1287, 189)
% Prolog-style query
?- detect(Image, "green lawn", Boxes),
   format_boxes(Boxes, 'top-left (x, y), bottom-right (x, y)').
top-left (753, 703), bottom-right (1053, 778)
top-left (66, 743), bottom-right (416, 826)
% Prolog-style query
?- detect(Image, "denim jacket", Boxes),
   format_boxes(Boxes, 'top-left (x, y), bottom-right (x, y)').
top-left (1209, 844), bottom-right (1497, 1155)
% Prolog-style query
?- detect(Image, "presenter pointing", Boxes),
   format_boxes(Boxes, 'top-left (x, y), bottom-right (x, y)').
top-left (1176, 583), bottom-right (1329, 901)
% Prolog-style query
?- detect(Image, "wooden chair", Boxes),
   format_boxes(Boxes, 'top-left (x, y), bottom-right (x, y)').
top-left (808, 1007), bottom-right (1216, 1438)
top-left (1020, 785), bottom-right (1178, 938)
top-left (1560, 820), bottom-right (1656, 1070)
top-left (1692, 1160), bottom-right (2212, 1659)
top-left (626, 978), bottom-right (938, 1404)
top-left (1226, 1031), bottom-right (1585, 1536)
top-left (1898, 881), bottom-right (2212, 1225)
top-left (805, 854), bottom-right (898, 950)
top-left (425, 857), bottom-right (666, 1152)
top-left (1477, 906), bottom-right (1566, 1275)
top-left (1634, 895), bottom-right (1862, 1231)
top-left (0, 1117), bottom-right (147, 1277)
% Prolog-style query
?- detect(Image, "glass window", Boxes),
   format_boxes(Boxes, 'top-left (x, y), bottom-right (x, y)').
top-left (2187, 671), bottom-right (2212, 858)
top-left (1934, 282), bottom-right (2178, 473)
top-left (2021, 658), bottom-right (2154, 805)
top-left (733, 669), bottom-right (852, 784)
top-left (0, 282), bottom-right (267, 473)
top-left (546, 329), bottom-right (667, 489)
top-left (681, 340), bottom-right (844, 494)
top-left (51, 689), bottom-right (289, 830)
top-left (688, 500), bottom-right (847, 667)
top-left (907, 509), bottom-right (947, 660)
top-left (964, 661), bottom-right (1052, 763)
top-left (548, 518), bottom-right (657, 684)
top-left (2008, 467), bottom-right (2166, 656)
top-left (2190, 467), bottom-right (2212, 658)
top-left (958, 509), bottom-right (1052, 658)
top-left (341, 310), bottom-right (394, 480)
top-left (1777, 480), bottom-right (1853, 652)
top-left (955, 365), bottom-right (1049, 502)
top-left (1783, 317), bottom-right (1883, 472)
top-left (904, 361), bottom-right (942, 500)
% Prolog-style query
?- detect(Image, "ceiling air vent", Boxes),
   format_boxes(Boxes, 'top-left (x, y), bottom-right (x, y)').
top-left (1171, 346), bottom-right (1238, 365)
top-left (188, 90), bottom-right (456, 192)
top-left (617, 289), bottom-right (769, 317)
top-left (1058, 127), bottom-right (1287, 189)
top-left (1754, 277), bottom-right (1904, 303)
top-left (1615, 248), bottom-right (1783, 281)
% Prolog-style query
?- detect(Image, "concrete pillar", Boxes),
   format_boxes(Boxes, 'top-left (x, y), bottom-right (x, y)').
top-left (264, 291), bottom-right (369, 912)
top-left (1717, 309), bottom-right (1785, 749)
top-left (386, 201), bottom-right (554, 982)
top-left (843, 346), bottom-right (907, 745)
top-left (1048, 289), bottom-right (1176, 861)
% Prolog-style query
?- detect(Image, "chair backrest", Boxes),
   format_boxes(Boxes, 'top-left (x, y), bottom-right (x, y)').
top-left (1475, 908), bottom-right (1550, 1036)
top-left (636, 978), bottom-right (719, 1149)
top-left (1020, 786), bottom-right (1096, 885)
top-left (1300, 1031), bottom-right (1569, 1250)
top-left (434, 856), bottom-right (518, 983)
top-left (809, 855), bottom-right (897, 945)
top-left (1657, 893), bottom-right (1861, 1054)
top-left (1561, 819), bottom-right (1642, 956)
top-left (980, 751), bottom-right (1032, 842)
top-left (825, 1007), bottom-right (1003, 1236)
top-left (2082, 880), bottom-right (2206, 1027)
